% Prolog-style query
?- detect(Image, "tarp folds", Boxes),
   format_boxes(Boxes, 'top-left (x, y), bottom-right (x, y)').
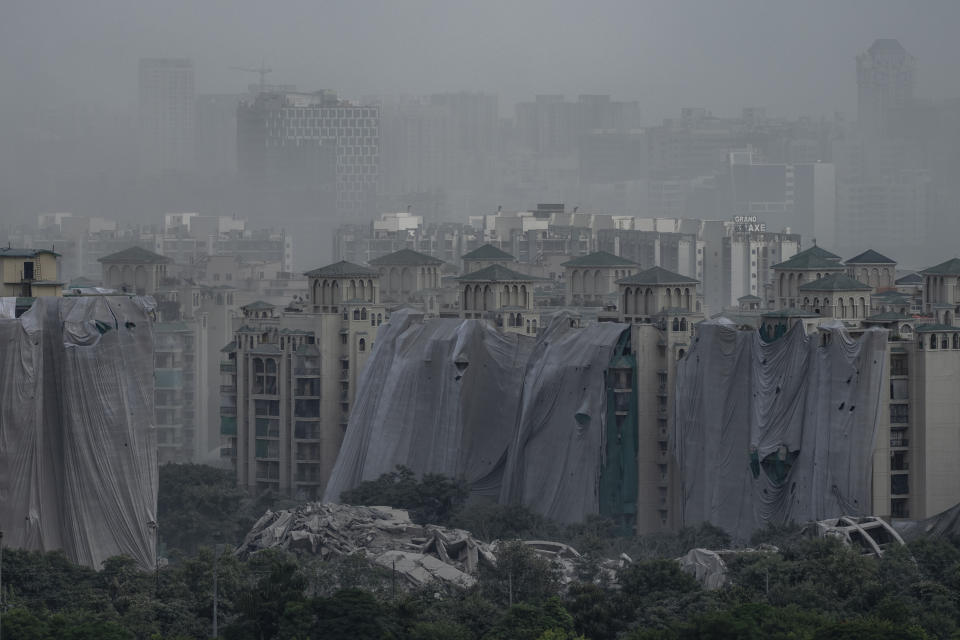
top-left (673, 322), bottom-right (888, 540)
top-left (323, 310), bottom-right (630, 524)
top-left (0, 296), bottom-right (158, 569)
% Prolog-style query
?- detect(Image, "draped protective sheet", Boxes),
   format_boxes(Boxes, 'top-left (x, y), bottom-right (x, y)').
top-left (0, 296), bottom-right (158, 569)
top-left (673, 319), bottom-right (888, 540)
top-left (323, 310), bottom-right (630, 524)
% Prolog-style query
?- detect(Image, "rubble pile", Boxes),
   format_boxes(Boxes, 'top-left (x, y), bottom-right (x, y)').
top-left (236, 502), bottom-right (497, 588)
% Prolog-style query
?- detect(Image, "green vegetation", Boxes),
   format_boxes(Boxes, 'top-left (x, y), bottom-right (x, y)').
top-left (1, 464), bottom-right (958, 639)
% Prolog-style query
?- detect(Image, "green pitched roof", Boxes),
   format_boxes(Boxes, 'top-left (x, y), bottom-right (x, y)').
top-left (846, 249), bottom-right (896, 265)
top-left (915, 323), bottom-right (958, 332)
top-left (242, 300), bottom-right (275, 311)
top-left (772, 251), bottom-right (844, 270)
top-left (461, 244), bottom-right (515, 261)
top-left (368, 248), bottom-right (443, 266)
top-left (871, 290), bottom-right (910, 302)
top-left (303, 260), bottom-right (378, 278)
top-left (0, 247), bottom-right (61, 258)
top-left (98, 246), bottom-right (171, 264)
top-left (794, 245), bottom-right (843, 262)
top-left (895, 272), bottom-right (923, 285)
top-left (561, 251), bottom-right (637, 268)
top-left (761, 308), bottom-right (820, 318)
top-left (456, 264), bottom-right (539, 282)
top-left (616, 266), bottom-right (698, 286)
top-left (920, 258), bottom-right (960, 276)
top-left (738, 294), bottom-right (761, 301)
top-left (220, 341), bottom-right (237, 353)
top-left (798, 273), bottom-right (871, 292)
top-left (864, 312), bottom-right (912, 322)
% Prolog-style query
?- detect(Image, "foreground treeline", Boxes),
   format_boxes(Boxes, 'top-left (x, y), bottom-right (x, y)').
top-left (0, 464), bottom-right (957, 639)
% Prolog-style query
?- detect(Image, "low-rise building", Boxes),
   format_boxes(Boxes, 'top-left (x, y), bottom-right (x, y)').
top-left (0, 248), bottom-right (63, 298)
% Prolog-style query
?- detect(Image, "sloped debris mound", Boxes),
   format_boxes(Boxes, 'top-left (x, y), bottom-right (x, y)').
top-left (236, 502), bottom-right (497, 588)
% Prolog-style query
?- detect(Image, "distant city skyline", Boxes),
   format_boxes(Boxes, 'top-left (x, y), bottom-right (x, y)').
top-left (5, 1), bottom-right (960, 122)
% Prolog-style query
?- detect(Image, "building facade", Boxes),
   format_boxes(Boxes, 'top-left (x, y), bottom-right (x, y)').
top-left (238, 91), bottom-right (380, 219)
top-left (221, 261), bottom-right (384, 498)
top-left (138, 58), bottom-right (195, 175)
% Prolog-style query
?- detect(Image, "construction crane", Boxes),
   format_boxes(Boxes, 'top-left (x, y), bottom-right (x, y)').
top-left (230, 64), bottom-right (272, 94)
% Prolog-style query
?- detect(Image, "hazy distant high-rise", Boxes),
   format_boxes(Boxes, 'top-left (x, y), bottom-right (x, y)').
top-left (237, 90), bottom-right (379, 220)
top-left (138, 58), bottom-right (195, 176)
top-left (856, 39), bottom-right (916, 135)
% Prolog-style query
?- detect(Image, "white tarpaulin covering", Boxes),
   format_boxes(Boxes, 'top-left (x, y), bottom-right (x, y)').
top-left (323, 310), bottom-right (630, 524)
top-left (674, 321), bottom-right (888, 540)
top-left (0, 296), bottom-right (158, 569)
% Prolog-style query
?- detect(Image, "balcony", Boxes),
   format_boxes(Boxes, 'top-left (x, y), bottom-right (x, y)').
top-left (890, 437), bottom-right (909, 448)
top-left (219, 362), bottom-right (236, 373)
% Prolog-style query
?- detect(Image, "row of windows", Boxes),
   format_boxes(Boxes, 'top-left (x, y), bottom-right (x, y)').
top-left (920, 333), bottom-right (960, 350)
top-left (279, 109), bottom-right (377, 120)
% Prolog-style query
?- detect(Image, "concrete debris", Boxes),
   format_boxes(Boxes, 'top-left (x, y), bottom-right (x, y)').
top-left (677, 548), bottom-right (729, 590)
top-left (236, 502), bottom-right (498, 588)
top-left (801, 515), bottom-right (905, 557)
top-left (677, 546), bottom-right (779, 590)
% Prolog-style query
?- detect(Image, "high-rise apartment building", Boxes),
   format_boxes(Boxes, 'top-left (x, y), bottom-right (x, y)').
top-left (237, 91), bottom-right (380, 220)
top-left (138, 58), bottom-right (195, 175)
top-left (857, 39), bottom-right (916, 136)
top-left (220, 262), bottom-right (384, 498)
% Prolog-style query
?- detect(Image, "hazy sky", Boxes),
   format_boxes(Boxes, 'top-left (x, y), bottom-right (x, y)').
top-left (4, 0), bottom-right (960, 121)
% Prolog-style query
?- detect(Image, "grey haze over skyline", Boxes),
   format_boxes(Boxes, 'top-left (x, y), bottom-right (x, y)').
top-left (4, 0), bottom-right (960, 120)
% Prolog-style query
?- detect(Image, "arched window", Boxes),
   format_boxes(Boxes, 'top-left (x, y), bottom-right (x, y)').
top-left (358, 338), bottom-right (366, 352)
top-left (943, 335), bottom-right (950, 350)
top-left (377, 314), bottom-right (383, 326)
top-left (353, 309), bottom-right (360, 320)
top-left (953, 334), bottom-right (959, 350)
top-left (678, 349), bottom-right (686, 360)
top-left (930, 334), bottom-right (938, 349)
top-left (672, 317), bottom-right (680, 331)
top-left (371, 315), bottom-right (376, 326)
top-left (680, 317), bottom-right (688, 331)
top-left (360, 308), bottom-right (367, 320)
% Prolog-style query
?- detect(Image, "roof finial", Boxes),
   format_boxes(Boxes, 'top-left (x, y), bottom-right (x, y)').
top-left (812, 238), bottom-right (817, 247)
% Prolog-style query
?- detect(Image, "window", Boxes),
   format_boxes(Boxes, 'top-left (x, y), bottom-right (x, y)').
top-left (891, 474), bottom-right (909, 496)
top-left (890, 379), bottom-right (908, 400)
top-left (226, 273), bottom-right (232, 281)
top-left (890, 355), bottom-right (908, 376)
top-left (359, 338), bottom-right (366, 352)
top-left (213, 273), bottom-right (220, 281)
top-left (890, 403), bottom-right (909, 424)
